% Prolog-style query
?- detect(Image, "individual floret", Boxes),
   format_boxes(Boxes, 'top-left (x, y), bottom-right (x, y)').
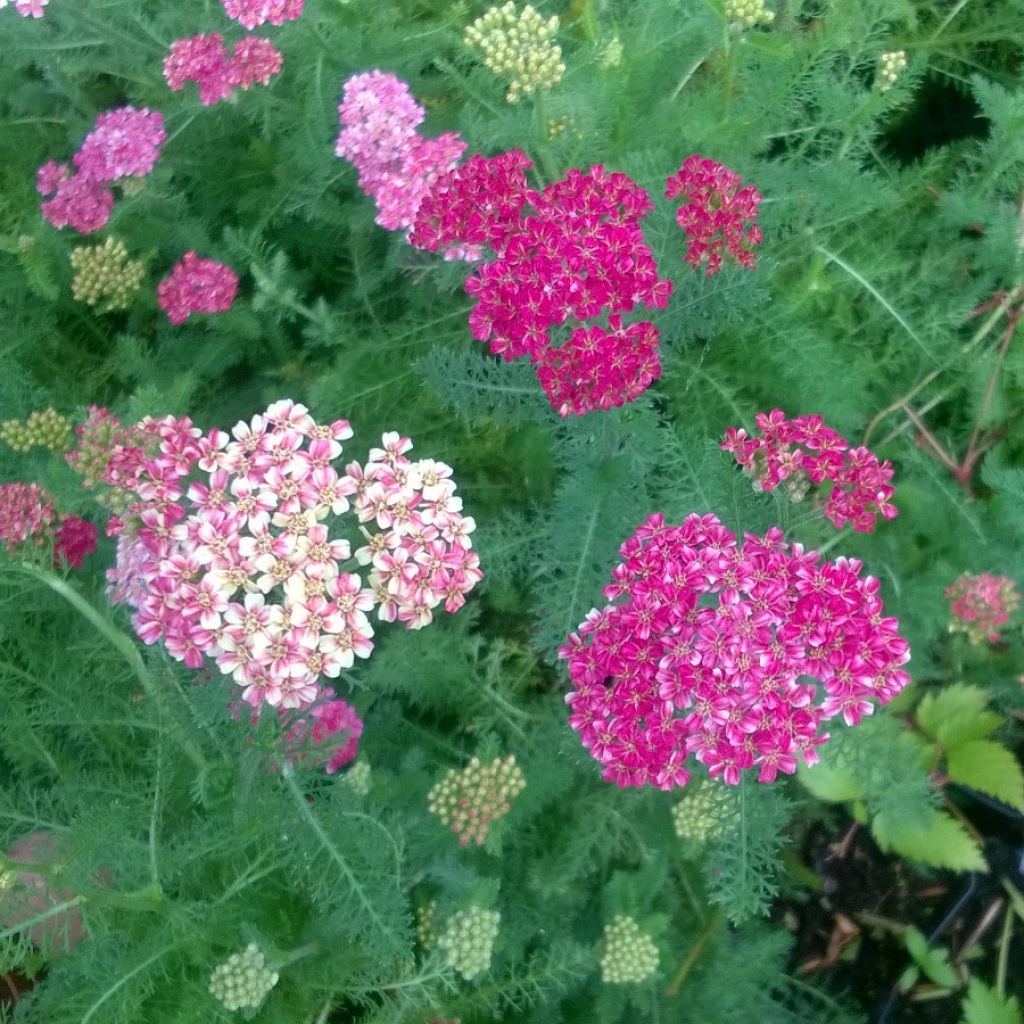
top-left (70, 237), bottom-right (145, 311)
top-left (437, 908), bottom-right (500, 980)
top-left (600, 915), bottom-right (659, 984)
top-left (428, 755), bottom-right (525, 845)
top-left (208, 943), bottom-right (279, 1012)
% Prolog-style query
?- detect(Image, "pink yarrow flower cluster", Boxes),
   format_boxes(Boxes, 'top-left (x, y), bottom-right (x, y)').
top-left (164, 33), bottom-right (283, 105)
top-left (37, 106), bottom-right (166, 234)
top-left (665, 155), bottom-right (763, 276)
top-left (221, 0), bottom-right (302, 29)
top-left (279, 688), bottom-right (362, 773)
top-left (560, 512), bottom-right (911, 790)
top-left (411, 152), bottom-right (673, 416)
top-left (5, 0), bottom-right (48, 17)
top-left (946, 572), bottom-right (1021, 646)
top-left (100, 400), bottom-right (481, 711)
top-left (0, 482), bottom-right (97, 569)
top-left (157, 252), bottom-right (240, 324)
top-left (721, 410), bottom-right (898, 533)
top-left (335, 71), bottom-right (467, 234)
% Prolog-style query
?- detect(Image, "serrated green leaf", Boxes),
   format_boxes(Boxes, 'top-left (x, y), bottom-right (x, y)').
top-left (871, 810), bottom-right (986, 872)
top-left (947, 740), bottom-right (1024, 811)
top-left (797, 758), bottom-right (863, 803)
top-left (904, 927), bottom-right (959, 988)
top-left (961, 979), bottom-right (1022, 1024)
top-left (916, 684), bottom-right (1003, 750)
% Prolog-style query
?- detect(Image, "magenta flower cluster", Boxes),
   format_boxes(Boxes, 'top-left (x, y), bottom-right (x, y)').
top-left (946, 572), bottom-right (1021, 646)
top-left (95, 400), bottom-right (480, 711)
top-left (665, 154), bottom-right (764, 276)
top-left (0, 482), bottom-right (97, 569)
top-left (164, 33), bottom-right (283, 105)
top-left (156, 251), bottom-right (240, 324)
top-left (335, 71), bottom-right (467, 234)
top-left (721, 410), bottom-right (898, 533)
top-left (37, 106), bottom-right (166, 234)
top-left (220, 0), bottom-right (302, 29)
top-left (279, 688), bottom-right (363, 773)
top-left (560, 512), bottom-right (911, 789)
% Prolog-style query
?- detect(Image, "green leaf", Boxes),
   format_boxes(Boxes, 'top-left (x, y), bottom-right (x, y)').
top-left (903, 927), bottom-right (959, 988)
top-left (871, 810), bottom-right (986, 872)
top-left (797, 759), bottom-right (863, 803)
top-left (947, 740), bottom-right (1024, 811)
top-left (961, 979), bottom-right (1022, 1024)
top-left (916, 684), bottom-right (1003, 751)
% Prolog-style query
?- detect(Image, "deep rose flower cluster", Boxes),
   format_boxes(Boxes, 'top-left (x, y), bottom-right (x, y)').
top-left (37, 106), bottom-right (166, 234)
top-left (156, 252), bottom-right (240, 324)
top-left (279, 688), bottom-right (362, 773)
top-left (560, 512), bottom-right (911, 790)
top-left (411, 152), bottom-right (673, 416)
top-left (0, 482), bottom-right (97, 569)
top-left (54, 516), bottom-right (99, 569)
top-left (335, 71), bottom-right (467, 234)
top-left (163, 33), bottom-right (283, 105)
top-left (100, 400), bottom-right (481, 711)
top-left (220, 0), bottom-right (302, 29)
top-left (665, 155), bottom-right (763, 276)
top-left (721, 409), bottom-right (898, 533)
top-left (946, 572), bottom-right (1021, 646)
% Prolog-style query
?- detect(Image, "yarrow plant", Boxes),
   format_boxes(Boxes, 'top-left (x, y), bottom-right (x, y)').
top-left (721, 409), bottom-right (898, 532)
top-left (561, 512), bottom-right (911, 789)
top-left (946, 572), bottom-right (1021, 646)
top-left (77, 400), bottom-right (480, 712)
top-left (163, 33), bottom-right (284, 106)
top-left (0, 482), bottom-right (97, 569)
top-left (427, 754), bottom-right (526, 846)
top-left (156, 251), bottom-right (240, 323)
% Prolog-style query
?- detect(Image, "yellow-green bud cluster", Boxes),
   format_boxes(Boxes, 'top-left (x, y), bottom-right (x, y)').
top-left (724, 0), bottom-right (774, 29)
top-left (427, 755), bottom-right (525, 846)
top-left (416, 899), bottom-right (437, 949)
top-left (600, 915), bottom-right (659, 984)
top-left (208, 944), bottom-right (279, 1012)
top-left (463, 2), bottom-right (564, 104)
top-left (438, 907), bottom-right (500, 980)
top-left (672, 784), bottom-right (731, 844)
top-left (877, 50), bottom-right (907, 92)
top-left (0, 408), bottom-right (72, 454)
top-left (341, 758), bottom-right (371, 796)
top-left (599, 34), bottom-right (623, 69)
top-left (69, 237), bottom-right (144, 312)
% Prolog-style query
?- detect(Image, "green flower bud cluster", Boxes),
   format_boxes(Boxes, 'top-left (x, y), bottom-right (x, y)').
top-left (208, 944), bottom-right (279, 1012)
top-left (671, 784), bottom-right (731, 844)
top-left (437, 907), bottom-right (500, 980)
top-left (0, 408), bottom-right (72, 454)
top-left (877, 50), bottom-right (907, 92)
top-left (724, 0), bottom-right (774, 29)
top-left (341, 758), bottom-right (371, 796)
top-left (69, 237), bottom-right (144, 312)
top-left (600, 915), bottom-right (659, 984)
top-left (427, 755), bottom-right (525, 846)
top-left (464, 2), bottom-right (564, 104)
top-left (599, 34), bottom-right (623, 69)
top-left (416, 899), bottom-right (437, 950)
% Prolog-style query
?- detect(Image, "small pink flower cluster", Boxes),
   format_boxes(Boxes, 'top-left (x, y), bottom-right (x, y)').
top-left (279, 688), bottom-right (362, 773)
top-left (412, 153), bottom-right (673, 415)
top-left (560, 512), bottom-right (911, 789)
top-left (946, 572), bottom-right (1021, 646)
top-left (156, 251), bottom-right (240, 324)
top-left (220, 0), bottom-right (302, 29)
top-left (335, 71), bottom-right (467, 234)
top-left (5, 0), bottom-right (48, 18)
top-left (721, 410), bottom-right (898, 533)
top-left (665, 155), bottom-right (763, 276)
top-left (37, 106), bottom-right (166, 234)
top-left (0, 482), bottom-right (97, 569)
top-left (164, 33), bottom-right (283, 105)
top-left (99, 400), bottom-right (480, 711)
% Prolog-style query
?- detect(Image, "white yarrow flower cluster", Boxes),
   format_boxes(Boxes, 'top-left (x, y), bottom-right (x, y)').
top-left (208, 943), bottom-right (279, 1012)
top-left (724, 0), bottom-right (774, 29)
top-left (877, 50), bottom-right (908, 91)
top-left (600, 915), bottom-right (659, 984)
top-left (438, 907), bottom-right (500, 979)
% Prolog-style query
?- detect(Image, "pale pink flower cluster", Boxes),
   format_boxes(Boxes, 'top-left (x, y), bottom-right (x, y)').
top-left (335, 71), bottom-right (467, 234)
top-left (946, 572), bottom-right (1021, 646)
top-left (157, 251), bottom-right (240, 324)
top-left (221, 0), bottom-right (302, 29)
top-left (102, 400), bottom-right (481, 711)
top-left (561, 512), bottom-right (911, 790)
top-left (164, 33), bottom-right (283, 105)
top-left (5, 0), bottom-right (48, 17)
top-left (37, 106), bottom-right (166, 234)
top-left (721, 409), bottom-right (898, 533)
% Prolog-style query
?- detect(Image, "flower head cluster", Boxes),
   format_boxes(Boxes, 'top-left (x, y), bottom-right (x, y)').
top-left (416, 899), bottom-right (437, 949)
top-left (1, 408), bottom-right (72, 454)
top-left (208, 944), bottom-right (279, 1012)
top-left (427, 755), bottom-right (525, 846)
top-left (946, 572), bottom-right (1020, 646)
top-left (671, 784), bottom-right (731, 843)
top-left (0, 483), bottom-right (96, 569)
top-left (721, 410), bottom-right (898, 533)
top-left (100, 401), bottom-right (480, 712)
top-left (279, 689), bottom-right (362, 773)
top-left (37, 106), bottom-right (166, 234)
top-left (341, 757), bottom-right (371, 795)
top-left (877, 50), bottom-right (907, 92)
top-left (665, 155), bottom-right (763, 276)
top-left (2, 0), bottom-right (48, 19)
top-left (70, 237), bottom-right (145, 311)
top-left (156, 251), bottom-right (240, 324)
top-left (561, 512), bottom-right (911, 790)
top-left (335, 71), bottom-right (466, 234)
top-left (412, 153), bottom-right (672, 415)
top-left (438, 908), bottom-right (500, 980)
top-left (600, 915), bottom-right (659, 983)
top-left (599, 35), bottom-right (623, 69)
top-left (54, 516), bottom-right (99, 570)
top-left (463, 2), bottom-right (564, 104)
top-left (220, 0), bottom-right (302, 29)
top-left (724, 0), bottom-right (774, 30)
top-left (164, 33), bottom-right (283, 105)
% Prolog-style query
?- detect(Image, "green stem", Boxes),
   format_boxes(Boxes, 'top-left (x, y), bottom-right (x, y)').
top-left (665, 909), bottom-right (721, 996)
top-left (996, 902), bottom-right (1013, 997)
